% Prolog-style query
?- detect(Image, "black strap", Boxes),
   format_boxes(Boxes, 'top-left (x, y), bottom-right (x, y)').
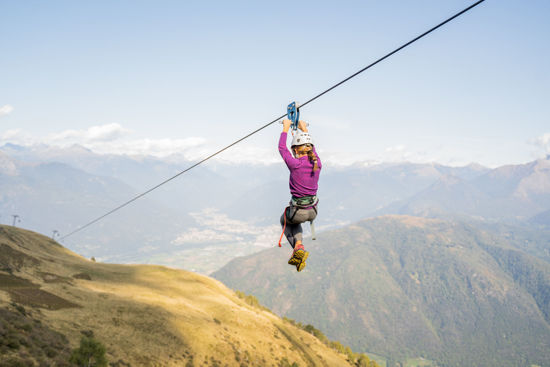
top-left (287, 206), bottom-right (299, 222)
top-left (286, 203), bottom-right (317, 222)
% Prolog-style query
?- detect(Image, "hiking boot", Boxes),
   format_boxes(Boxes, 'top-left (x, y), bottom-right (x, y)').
top-left (288, 246), bottom-right (304, 266)
top-left (292, 249), bottom-right (309, 272)
top-left (288, 256), bottom-right (301, 266)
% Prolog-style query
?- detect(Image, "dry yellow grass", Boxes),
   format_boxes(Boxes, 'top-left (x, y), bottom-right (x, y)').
top-left (0, 225), bottom-right (354, 366)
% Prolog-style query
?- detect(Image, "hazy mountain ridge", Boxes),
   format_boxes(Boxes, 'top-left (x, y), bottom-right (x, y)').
top-left (0, 157), bottom-right (190, 263)
top-left (379, 157), bottom-right (550, 223)
top-left (213, 216), bottom-right (550, 367)
top-left (531, 209), bottom-right (550, 227)
top-left (0, 143), bottom-right (493, 273)
top-left (0, 143), bottom-right (234, 211)
top-left (3, 145), bottom-right (550, 365)
top-left (0, 225), bottom-right (364, 366)
top-left (0, 148), bottom-right (285, 273)
top-left (0, 151), bottom-right (18, 176)
top-left (3, 143), bottom-right (550, 276)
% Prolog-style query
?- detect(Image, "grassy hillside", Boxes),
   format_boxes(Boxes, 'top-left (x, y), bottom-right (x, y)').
top-left (0, 225), bottom-right (369, 367)
top-left (213, 215), bottom-right (550, 367)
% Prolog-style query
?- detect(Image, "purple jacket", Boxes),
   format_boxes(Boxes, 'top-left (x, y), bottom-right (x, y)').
top-left (278, 132), bottom-right (322, 198)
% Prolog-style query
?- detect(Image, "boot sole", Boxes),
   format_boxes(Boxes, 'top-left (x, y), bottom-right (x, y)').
top-left (288, 257), bottom-right (301, 266)
top-left (296, 251), bottom-right (309, 272)
top-left (288, 249), bottom-right (305, 266)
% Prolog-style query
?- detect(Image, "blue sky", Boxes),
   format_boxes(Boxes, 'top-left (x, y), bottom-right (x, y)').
top-left (1, 0), bottom-right (549, 167)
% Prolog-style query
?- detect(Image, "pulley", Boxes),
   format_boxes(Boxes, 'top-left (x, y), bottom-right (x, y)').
top-left (286, 101), bottom-right (300, 131)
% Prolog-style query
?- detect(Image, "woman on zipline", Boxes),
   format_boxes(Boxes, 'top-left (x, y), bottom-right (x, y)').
top-left (278, 119), bottom-right (322, 272)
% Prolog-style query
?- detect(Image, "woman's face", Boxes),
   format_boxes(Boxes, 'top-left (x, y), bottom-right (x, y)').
top-left (293, 145), bottom-right (308, 157)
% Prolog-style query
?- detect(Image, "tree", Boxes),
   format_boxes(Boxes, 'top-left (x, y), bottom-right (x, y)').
top-left (356, 354), bottom-right (371, 367)
top-left (69, 336), bottom-right (107, 367)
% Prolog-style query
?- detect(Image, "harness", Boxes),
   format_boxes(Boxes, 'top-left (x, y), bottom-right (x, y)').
top-left (278, 195), bottom-right (318, 247)
top-left (291, 195), bottom-right (318, 210)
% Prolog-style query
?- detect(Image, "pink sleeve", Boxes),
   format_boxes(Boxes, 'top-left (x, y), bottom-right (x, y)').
top-left (278, 132), bottom-right (299, 169)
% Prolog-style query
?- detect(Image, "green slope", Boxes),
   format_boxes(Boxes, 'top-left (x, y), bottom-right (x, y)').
top-left (213, 215), bottom-right (550, 367)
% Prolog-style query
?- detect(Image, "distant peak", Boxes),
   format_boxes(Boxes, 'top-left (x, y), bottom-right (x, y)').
top-left (438, 174), bottom-right (462, 185)
top-left (0, 151), bottom-right (18, 175)
top-left (1, 142), bottom-right (26, 151)
top-left (466, 162), bottom-right (487, 170)
top-left (67, 144), bottom-right (94, 153)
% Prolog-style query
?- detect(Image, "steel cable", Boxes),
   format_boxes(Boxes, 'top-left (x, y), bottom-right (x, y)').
top-left (60, 0), bottom-right (485, 240)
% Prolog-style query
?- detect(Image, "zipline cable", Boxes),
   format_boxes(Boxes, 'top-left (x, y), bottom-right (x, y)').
top-left (59, 114), bottom-right (286, 240)
top-left (60, 0), bottom-right (485, 241)
top-left (299, 0), bottom-right (485, 109)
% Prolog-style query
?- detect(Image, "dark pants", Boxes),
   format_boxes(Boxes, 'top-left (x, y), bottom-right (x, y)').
top-left (280, 206), bottom-right (317, 249)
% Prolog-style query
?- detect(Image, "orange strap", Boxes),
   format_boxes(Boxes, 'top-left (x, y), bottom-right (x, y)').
top-left (278, 207), bottom-right (289, 247)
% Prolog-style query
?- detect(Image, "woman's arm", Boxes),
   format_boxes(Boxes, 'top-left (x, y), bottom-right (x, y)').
top-left (279, 119), bottom-right (298, 169)
top-left (282, 119), bottom-right (291, 133)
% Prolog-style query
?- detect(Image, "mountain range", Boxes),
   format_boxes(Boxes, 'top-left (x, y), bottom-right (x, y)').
top-left (3, 143), bottom-right (550, 366)
top-left (2, 143), bottom-right (550, 274)
top-left (213, 215), bottom-right (550, 367)
top-left (380, 158), bottom-right (550, 223)
top-left (0, 150), bottom-right (190, 262)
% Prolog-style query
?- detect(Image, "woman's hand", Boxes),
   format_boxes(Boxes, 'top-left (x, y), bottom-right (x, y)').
top-left (282, 119), bottom-right (292, 132)
top-left (298, 120), bottom-right (308, 132)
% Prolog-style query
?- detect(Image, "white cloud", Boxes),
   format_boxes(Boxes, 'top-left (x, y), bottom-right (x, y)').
top-left (0, 123), bottom-right (209, 160)
top-left (86, 137), bottom-right (207, 157)
top-left (213, 145), bottom-right (280, 165)
top-left (48, 123), bottom-right (132, 143)
top-left (0, 121), bottom-right (282, 164)
top-left (385, 144), bottom-right (406, 153)
top-left (0, 121), bottom-right (349, 165)
top-left (531, 133), bottom-right (550, 154)
top-left (0, 123), bottom-right (279, 164)
top-left (0, 129), bottom-right (36, 145)
top-left (1, 129), bottom-right (27, 140)
top-left (0, 124), bottom-right (489, 167)
top-left (0, 124), bottom-right (133, 147)
top-left (320, 145), bottom-right (439, 167)
top-left (383, 144), bottom-right (413, 162)
top-left (0, 105), bottom-right (14, 117)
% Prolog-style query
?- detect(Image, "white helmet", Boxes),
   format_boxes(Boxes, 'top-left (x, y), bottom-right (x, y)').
top-left (291, 131), bottom-right (314, 147)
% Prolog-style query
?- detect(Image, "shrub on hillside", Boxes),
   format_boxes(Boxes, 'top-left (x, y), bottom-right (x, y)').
top-left (302, 324), bottom-right (328, 344)
top-left (234, 293), bottom-right (380, 367)
top-left (283, 317), bottom-right (380, 367)
top-left (69, 336), bottom-right (107, 367)
top-left (234, 290), bottom-right (271, 312)
top-left (0, 307), bottom-right (72, 365)
top-left (1, 356), bottom-right (35, 367)
top-left (279, 357), bottom-right (299, 367)
top-left (356, 353), bottom-right (378, 367)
